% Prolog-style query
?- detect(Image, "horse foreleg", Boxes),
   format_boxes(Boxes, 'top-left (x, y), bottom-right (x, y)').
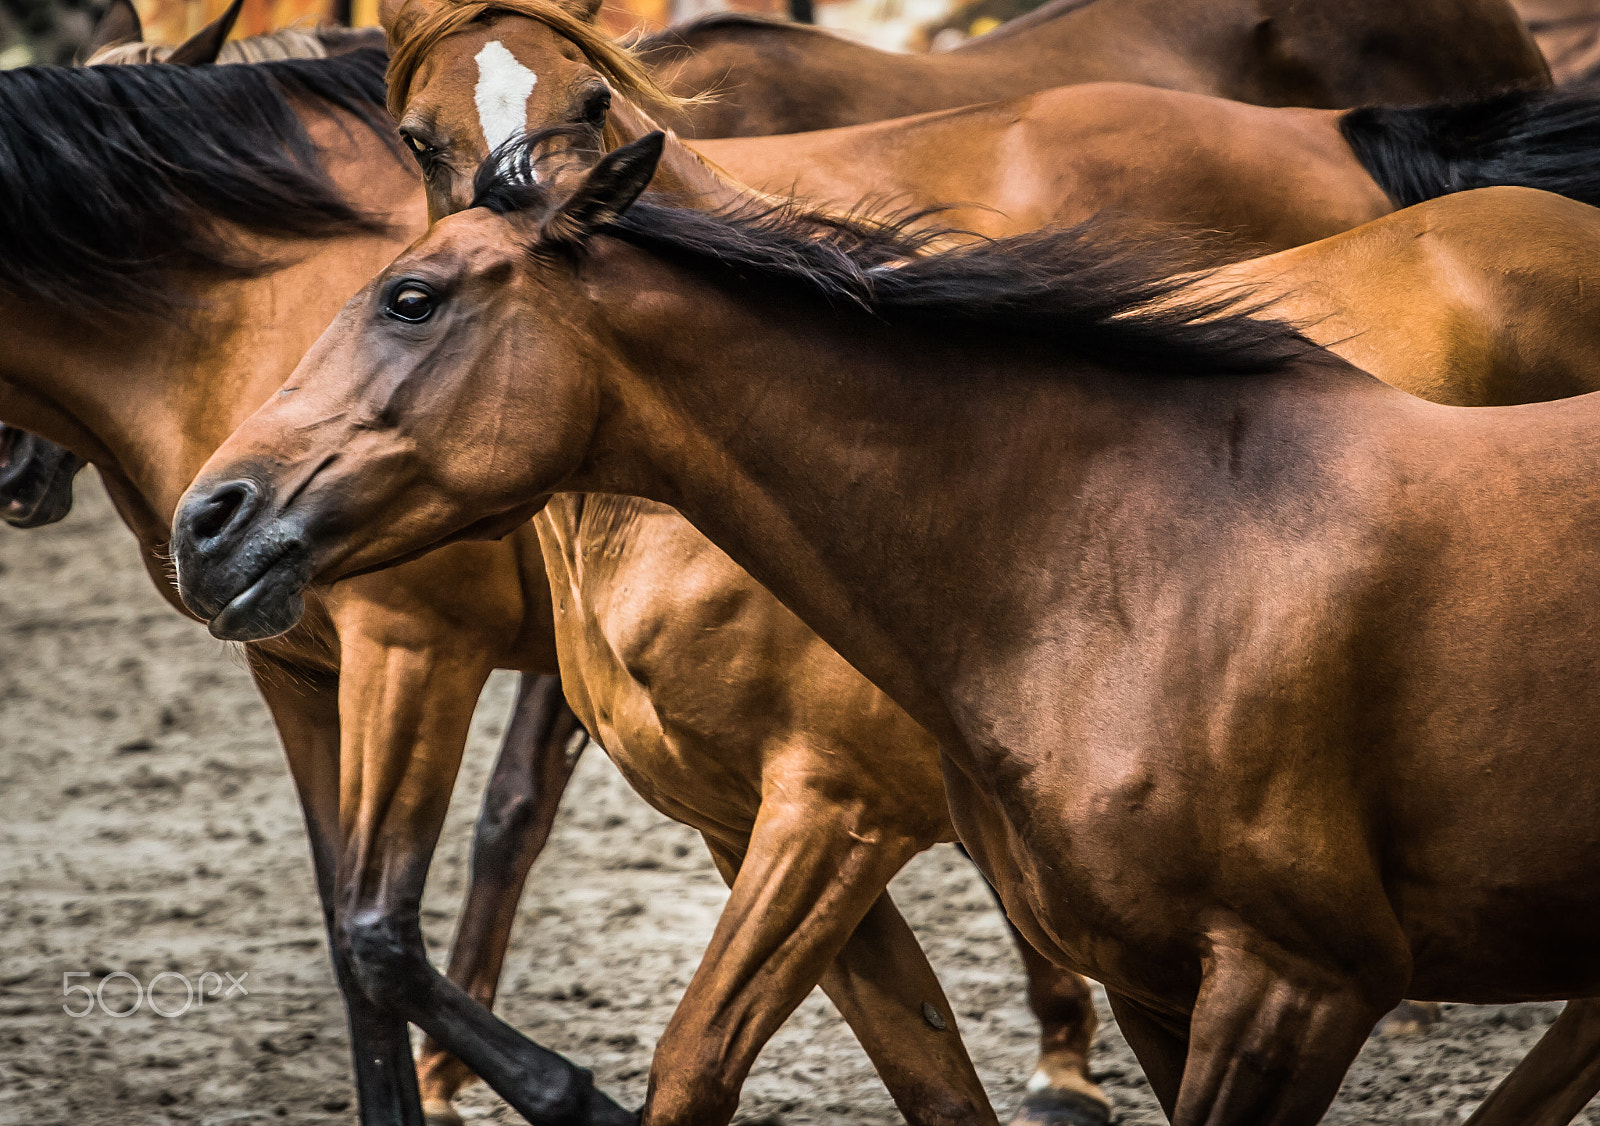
top-left (247, 652), bottom-right (425, 1126)
top-left (417, 672), bottom-right (587, 1126)
top-left (956, 845), bottom-right (1108, 1126)
top-left (331, 630), bottom-right (632, 1126)
top-left (1168, 940), bottom-right (1399, 1126)
top-left (640, 794), bottom-right (977, 1126)
top-left (1462, 998), bottom-right (1600, 1126)
top-left (815, 890), bottom-right (1000, 1126)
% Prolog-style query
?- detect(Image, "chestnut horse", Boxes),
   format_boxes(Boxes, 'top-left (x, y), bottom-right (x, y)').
top-left (382, 0), bottom-right (1600, 256)
top-left (0, 42), bottom-right (1120, 1126)
top-left (176, 134), bottom-right (1600, 1126)
top-left (1195, 186), bottom-right (1600, 404)
top-left (625, 0), bottom-right (1549, 137)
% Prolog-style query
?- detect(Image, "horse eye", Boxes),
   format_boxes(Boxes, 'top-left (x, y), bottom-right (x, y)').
top-left (578, 86), bottom-right (611, 126)
top-left (385, 283), bottom-right (437, 323)
top-left (401, 132), bottom-right (438, 172)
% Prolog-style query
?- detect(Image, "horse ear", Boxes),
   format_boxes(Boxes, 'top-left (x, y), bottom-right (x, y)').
top-left (166, 0), bottom-right (244, 65)
top-left (542, 131), bottom-right (663, 243)
top-left (85, 0), bottom-right (144, 55)
top-left (379, 0), bottom-right (443, 41)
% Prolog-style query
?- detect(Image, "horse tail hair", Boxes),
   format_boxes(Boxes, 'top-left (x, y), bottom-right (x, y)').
top-left (1339, 83), bottom-right (1600, 208)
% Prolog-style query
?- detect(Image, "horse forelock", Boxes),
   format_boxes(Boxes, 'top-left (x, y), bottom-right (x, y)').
top-left (385, 0), bottom-right (689, 121)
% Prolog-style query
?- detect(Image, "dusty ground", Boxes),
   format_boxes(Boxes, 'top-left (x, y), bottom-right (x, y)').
top-left (0, 477), bottom-right (1592, 1126)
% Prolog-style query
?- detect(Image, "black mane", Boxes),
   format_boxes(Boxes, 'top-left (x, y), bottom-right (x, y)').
top-left (475, 132), bottom-right (1316, 379)
top-left (0, 48), bottom-right (400, 320)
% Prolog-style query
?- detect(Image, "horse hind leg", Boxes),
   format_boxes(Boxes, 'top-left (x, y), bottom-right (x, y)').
top-left (416, 673), bottom-right (587, 1126)
top-left (1462, 998), bottom-right (1600, 1126)
top-left (1006, 924), bottom-right (1109, 1126)
top-left (956, 845), bottom-right (1109, 1126)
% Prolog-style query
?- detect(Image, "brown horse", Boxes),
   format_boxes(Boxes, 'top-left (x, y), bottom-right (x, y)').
top-left (80, 0), bottom-right (388, 65)
top-left (175, 135), bottom-right (1600, 1126)
top-left (0, 41), bottom-right (1117, 1126)
top-left (0, 52), bottom-right (652, 1126)
top-left (381, 0), bottom-right (1600, 260)
top-left (624, 0), bottom-right (1549, 137)
top-left (377, 2), bottom-right (1600, 1116)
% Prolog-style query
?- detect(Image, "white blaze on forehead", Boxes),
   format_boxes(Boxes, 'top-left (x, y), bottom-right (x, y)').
top-left (474, 40), bottom-right (538, 154)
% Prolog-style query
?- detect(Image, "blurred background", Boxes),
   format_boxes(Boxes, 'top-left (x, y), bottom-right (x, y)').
top-left (0, 0), bottom-right (1075, 71)
top-left (0, 0), bottom-right (1590, 82)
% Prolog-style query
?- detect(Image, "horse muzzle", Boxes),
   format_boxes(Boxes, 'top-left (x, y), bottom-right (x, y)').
top-left (171, 476), bottom-right (316, 641)
top-left (0, 427), bottom-right (84, 529)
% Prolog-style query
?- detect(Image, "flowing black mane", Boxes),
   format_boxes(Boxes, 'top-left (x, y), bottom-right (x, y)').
top-left (0, 48), bottom-right (400, 320)
top-left (474, 132), bottom-right (1316, 378)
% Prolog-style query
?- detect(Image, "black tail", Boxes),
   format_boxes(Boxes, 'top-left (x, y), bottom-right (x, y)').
top-left (1340, 84), bottom-right (1600, 208)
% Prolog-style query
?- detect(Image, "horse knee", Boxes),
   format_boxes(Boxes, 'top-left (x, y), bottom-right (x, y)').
top-left (338, 908), bottom-right (427, 1010)
top-left (471, 790), bottom-right (540, 872)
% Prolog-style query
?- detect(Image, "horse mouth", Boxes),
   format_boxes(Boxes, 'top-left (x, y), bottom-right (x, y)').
top-left (204, 545), bottom-right (311, 642)
top-left (0, 431), bottom-right (82, 529)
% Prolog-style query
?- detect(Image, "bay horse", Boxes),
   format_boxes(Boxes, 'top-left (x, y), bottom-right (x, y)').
top-left (0, 44), bottom-right (1111, 1126)
top-left (0, 51), bottom-right (643, 1126)
top-left (1514, 0), bottom-right (1600, 84)
top-left (0, 0), bottom-right (386, 533)
top-left (623, 0), bottom-right (1549, 137)
top-left (175, 133), bottom-right (1600, 1126)
top-left (374, 2), bottom-right (1600, 1116)
top-left (80, 0), bottom-right (388, 65)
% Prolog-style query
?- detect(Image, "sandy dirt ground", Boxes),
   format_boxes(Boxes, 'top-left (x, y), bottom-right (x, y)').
top-left (0, 477), bottom-right (1593, 1126)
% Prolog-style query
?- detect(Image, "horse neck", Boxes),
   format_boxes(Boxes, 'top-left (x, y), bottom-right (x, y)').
top-left (0, 282), bottom-right (308, 543)
top-left (569, 243), bottom-right (1196, 736)
top-left (603, 100), bottom-right (750, 209)
top-left (0, 114), bottom-right (420, 549)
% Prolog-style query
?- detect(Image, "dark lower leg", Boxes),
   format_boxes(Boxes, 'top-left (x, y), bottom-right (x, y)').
top-left (418, 674), bottom-right (587, 1119)
top-left (249, 656), bottom-right (426, 1126)
top-left (342, 881), bottom-right (635, 1126)
top-left (331, 640), bottom-right (631, 1126)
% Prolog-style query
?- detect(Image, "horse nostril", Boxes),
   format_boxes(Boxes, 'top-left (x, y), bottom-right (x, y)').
top-left (189, 480), bottom-right (261, 547)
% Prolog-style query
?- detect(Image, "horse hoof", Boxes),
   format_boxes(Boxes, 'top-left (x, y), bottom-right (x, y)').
top-left (1377, 1000), bottom-right (1444, 1038)
top-left (1009, 1086), bottom-right (1111, 1126)
top-left (422, 1098), bottom-right (465, 1126)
